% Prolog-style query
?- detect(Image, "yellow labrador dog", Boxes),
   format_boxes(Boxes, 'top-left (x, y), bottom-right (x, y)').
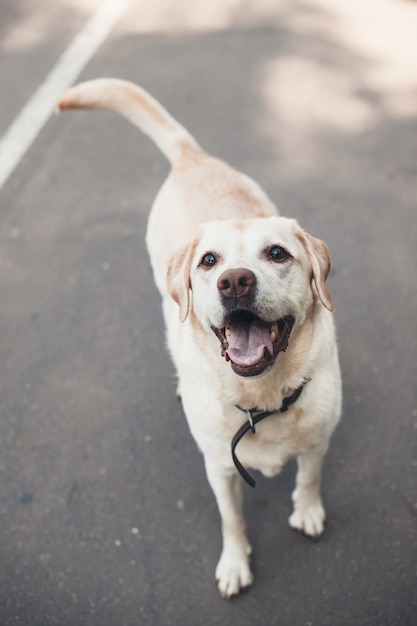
top-left (59, 79), bottom-right (342, 598)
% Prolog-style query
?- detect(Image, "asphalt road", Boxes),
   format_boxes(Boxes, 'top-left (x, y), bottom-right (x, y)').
top-left (0, 1), bottom-right (416, 625)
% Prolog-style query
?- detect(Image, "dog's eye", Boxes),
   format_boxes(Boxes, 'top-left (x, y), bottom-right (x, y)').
top-left (268, 245), bottom-right (290, 262)
top-left (200, 252), bottom-right (217, 268)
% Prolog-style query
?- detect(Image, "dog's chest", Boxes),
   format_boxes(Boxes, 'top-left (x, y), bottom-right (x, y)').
top-left (230, 412), bottom-right (302, 476)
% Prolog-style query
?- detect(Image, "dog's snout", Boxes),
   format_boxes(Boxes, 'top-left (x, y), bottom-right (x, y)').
top-left (217, 268), bottom-right (256, 299)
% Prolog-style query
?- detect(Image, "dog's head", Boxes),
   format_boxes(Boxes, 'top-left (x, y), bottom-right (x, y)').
top-left (167, 217), bottom-right (333, 377)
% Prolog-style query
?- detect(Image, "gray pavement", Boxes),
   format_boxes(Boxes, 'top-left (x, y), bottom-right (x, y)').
top-left (0, 1), bottom-right (416, 624)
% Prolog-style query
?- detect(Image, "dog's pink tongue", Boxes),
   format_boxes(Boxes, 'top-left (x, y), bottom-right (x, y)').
top-left (225, 319), bottom-right (273, 366)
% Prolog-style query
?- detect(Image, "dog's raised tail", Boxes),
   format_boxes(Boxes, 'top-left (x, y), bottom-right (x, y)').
top-left (58, 78), bottom-right (201, 165)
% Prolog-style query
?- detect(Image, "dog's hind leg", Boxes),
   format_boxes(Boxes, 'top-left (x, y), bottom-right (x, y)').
top-left (204, 459), bottom-right (253, 598)
top-left (288, 442), bottom-right (329, 538)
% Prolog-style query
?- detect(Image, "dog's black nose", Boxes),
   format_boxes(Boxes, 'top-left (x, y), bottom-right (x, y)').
top-left (217, 268), bottom-right (257, 301)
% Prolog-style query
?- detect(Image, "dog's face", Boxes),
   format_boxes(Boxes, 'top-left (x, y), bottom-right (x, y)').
top-left (168, 216), bottom-right (333, 377)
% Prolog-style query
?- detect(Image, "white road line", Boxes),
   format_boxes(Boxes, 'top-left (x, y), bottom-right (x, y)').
top-left (0, 0), bottom-right (131, 192)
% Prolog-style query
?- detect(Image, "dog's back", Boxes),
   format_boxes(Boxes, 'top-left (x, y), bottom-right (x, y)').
top-left (59, 78), bottom-right (278, 288)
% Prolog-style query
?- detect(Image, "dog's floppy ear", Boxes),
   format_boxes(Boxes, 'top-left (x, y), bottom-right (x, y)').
top-left (167, 239), bottom-right (199, 322)
top-left (297, 230), bottom-right (334, 312)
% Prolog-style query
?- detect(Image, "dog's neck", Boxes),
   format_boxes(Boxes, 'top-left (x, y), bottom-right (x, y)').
top-left (232, 377), bottom-right (311, 487)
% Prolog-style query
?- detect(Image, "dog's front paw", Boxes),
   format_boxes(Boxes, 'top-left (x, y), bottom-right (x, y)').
top-left (215, 550), bottom-right (254, 599)
top-left (289, 489), bottom-right (325, 538)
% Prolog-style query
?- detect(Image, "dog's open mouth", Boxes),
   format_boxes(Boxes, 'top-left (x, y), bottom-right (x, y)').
top-left (212, 312), bottom-right (295, 377)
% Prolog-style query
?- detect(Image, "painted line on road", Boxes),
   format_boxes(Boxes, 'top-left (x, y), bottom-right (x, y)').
top-left (0, 0), bottom-right (131, 192)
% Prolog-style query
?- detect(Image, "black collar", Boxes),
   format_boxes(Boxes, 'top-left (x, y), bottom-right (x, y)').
top-left (232, 378), bottom-right (311, 487)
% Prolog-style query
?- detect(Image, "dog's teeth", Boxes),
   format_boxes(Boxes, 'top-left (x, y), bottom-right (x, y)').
top-left (270, 322), bottom-right (278, 341)
top-left (225, 326), bottom-right (231, 339)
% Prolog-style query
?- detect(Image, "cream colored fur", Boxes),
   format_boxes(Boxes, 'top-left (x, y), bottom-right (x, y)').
top-left (59, 79), bottom-right (342, 598)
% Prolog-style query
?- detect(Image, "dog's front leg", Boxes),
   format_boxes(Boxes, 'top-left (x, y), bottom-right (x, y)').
top-left (204, 458), bottom-right (253, 598)
top-left (289, 443), bottom-right (329, 538)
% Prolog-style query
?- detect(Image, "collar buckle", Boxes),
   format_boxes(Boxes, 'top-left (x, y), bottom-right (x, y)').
top-left (246, 409), bottom-right (256, 434)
